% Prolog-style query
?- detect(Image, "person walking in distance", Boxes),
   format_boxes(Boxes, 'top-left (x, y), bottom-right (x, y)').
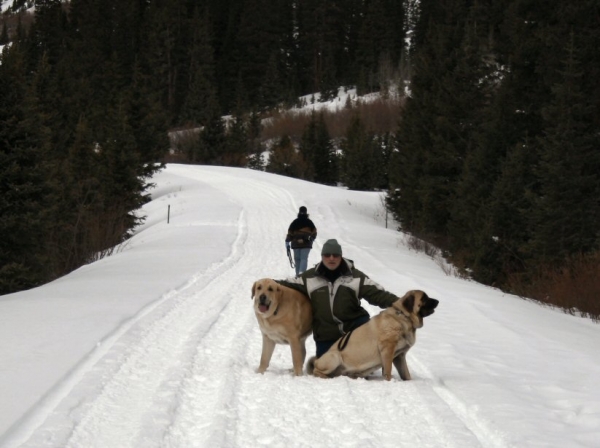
top-left (285, 206), bottom-right (317, 276)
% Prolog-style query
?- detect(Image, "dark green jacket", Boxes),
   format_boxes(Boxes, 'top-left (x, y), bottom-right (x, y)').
top-left (277, 258), bottom-right (399, 342)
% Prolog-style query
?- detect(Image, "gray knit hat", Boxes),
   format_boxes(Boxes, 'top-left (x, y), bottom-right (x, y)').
top-left (321, 239), bottom-right (342, 256)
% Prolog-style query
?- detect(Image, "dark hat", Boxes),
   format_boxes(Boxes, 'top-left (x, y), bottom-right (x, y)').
top-left (299, 206), bottom-right (307, 214)
top-left (321, 239), bottom-right (342, 256)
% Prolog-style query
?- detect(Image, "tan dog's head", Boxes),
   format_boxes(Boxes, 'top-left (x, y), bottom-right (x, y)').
top-left (251, 278), bottom-right (282, 318)
top-left (393, 290), bottom-right (439, 328)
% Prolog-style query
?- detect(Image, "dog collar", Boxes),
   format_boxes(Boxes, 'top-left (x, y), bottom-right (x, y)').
top-left (395, 308), bottom-right (411, 319)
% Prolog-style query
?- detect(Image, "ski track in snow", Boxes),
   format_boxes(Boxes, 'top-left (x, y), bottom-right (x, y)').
top-left (14, 167), bottom-right (507, 448)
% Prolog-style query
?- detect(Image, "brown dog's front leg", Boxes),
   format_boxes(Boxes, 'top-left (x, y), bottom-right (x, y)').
top-left (289, 338), bottom-right (306, 376)
top-left (380, 346), bottom-right (396, 381)
top-left (393, 353), bottom-right (411, 380)
top-left (258, 334), bottom-right (276, 373)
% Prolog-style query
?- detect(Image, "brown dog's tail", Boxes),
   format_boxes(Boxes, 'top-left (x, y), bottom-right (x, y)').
top-left (306, 356), bottom-right (317, 375)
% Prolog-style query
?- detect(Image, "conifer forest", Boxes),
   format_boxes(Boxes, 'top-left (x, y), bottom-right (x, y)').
top-left (1, 0), bottom-right (599, 312)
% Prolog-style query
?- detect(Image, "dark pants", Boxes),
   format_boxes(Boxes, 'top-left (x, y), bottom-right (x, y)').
top-left (315, 315), bottom-right (370, 358)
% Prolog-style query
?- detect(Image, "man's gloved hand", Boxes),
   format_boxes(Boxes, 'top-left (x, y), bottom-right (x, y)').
top-left (285, 242), bottom-right (291, 250)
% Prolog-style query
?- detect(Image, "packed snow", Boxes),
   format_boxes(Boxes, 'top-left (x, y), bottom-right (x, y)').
top-left (1, 165), bottom-right (599, 448)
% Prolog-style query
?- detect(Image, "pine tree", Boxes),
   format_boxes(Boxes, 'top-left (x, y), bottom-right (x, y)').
top-left (29, 0), bottom-right (67, 66)
top-left (225, 0), bottom-right (282, 110)
top-left (179, 6), bottom-right (216, 126)
top-left (141, 0), bottom-right (189, 122)
top-left (528, 31), bottom-right (600, 264)
top-left (340, 113), bottom-right (380, 191)
top-left (296, 0), bottom-right (347, 94)
top-left (224, 109), bottom-right (249, 167)
top-left (299, 112), bottom-right (318, 181)
top-left (0, 43), bottom-right (53, 292)
top-left (259, 52), bottom-right (285, 111)
top-left (372, 132), bottom-right (392, 190)
top-left (98, 97), bottom-right (145, 239)
top-left (468, 0), bottom-right (562, 283)
top-left (0, 21), bottom-right (8, 45)
top-left (387, 2), bottom-right (458, 234)
top-left (246, 110), bottom-right (265, 170)
top-left (267, 135), bottom-right (307, 178)
top-left (481, 136), bottom-right (538, 284)
top-left (313, 112), bottom-right (337, 185)
top-left (355, 0), bottom-right (406, 95)
top-left (319, 45), bottom-right (339, 102)
top-left (127, 59), bottom-right (169, 178)
top-left (54, 115), bottom-right (101, 272)
top-left (198, 94), bottom-right (227, 164)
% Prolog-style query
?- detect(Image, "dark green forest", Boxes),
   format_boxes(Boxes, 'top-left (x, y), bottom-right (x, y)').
top-left (1, 0), bottom-right (599, 313)
top-left (388, 0), bottom-right (600, 311)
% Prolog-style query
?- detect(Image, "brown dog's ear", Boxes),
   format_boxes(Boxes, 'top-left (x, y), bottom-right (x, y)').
top-left (251, 281), bottom-right (256, 299)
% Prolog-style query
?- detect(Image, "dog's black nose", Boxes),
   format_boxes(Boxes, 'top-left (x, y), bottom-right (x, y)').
top-left (259, 294), bottom-right (267, 303)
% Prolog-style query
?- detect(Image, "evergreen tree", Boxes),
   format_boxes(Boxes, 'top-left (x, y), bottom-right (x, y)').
top-left (98, 97), bottom-right (145, 238)
top-left (314, 113), bottom-right (338, 185)
top-left (356, 0), bottom-right (406, 94)
top-left (299, 111), bottom-right (338, 183)
top-left (296, 0), bottom-right (347, 95)
top-left (224, 109), bottom-right (249, 167)
top-left (299, 112), bottom-right (318, 180)
top-left (259, 52), bottom-right (285, 111)
top-left (0, 21), bottom-right (8, 45)
top-left (141, 0), bottom-right (189, 122)
top-left (528, 31), bottom-right (600, 264)
top-left (198, 94), bottom-right (227, 164)
top-left (28, 0), bottom-right (67, 66)
top-left (127, 59), bottom-right (169, 178)
top-left (372, 132), bottom-right (392, 190)
top-left (54, 115), bottom-right (101, 272)
top-left (482, 137), bottom-right (537, 284)
top-left (388, 0), bottom-right (459, 234)
top-left (267, 135), bottom-right (307, 178)
top-left (179, 6), bottom-right (216, 126)
top-left (340, 114), bottom-right (380, 191)
top-left (319, 45), bottom-right (339, 102)
top-left (224, 0), bottom-right (283, 110)
top-left (246, 110), bottom-right (265, 170)
top-left (0, 43), bottom-right (53, 292)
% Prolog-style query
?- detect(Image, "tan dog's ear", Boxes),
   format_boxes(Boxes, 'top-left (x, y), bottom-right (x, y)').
top-left (392, 292), bottom-right (415, 313)
top-left (402, 293), bottom-right (415, 313)
top-left (394, 291), bottom-right (423, 328)
top-left (251, 281), bottom-right (256, 299)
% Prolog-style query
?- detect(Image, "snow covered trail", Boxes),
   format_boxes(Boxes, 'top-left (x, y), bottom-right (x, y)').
top-left (8, 166), bottom-right (488, 448)
top-left (7, 165), bottom-right (599, 448)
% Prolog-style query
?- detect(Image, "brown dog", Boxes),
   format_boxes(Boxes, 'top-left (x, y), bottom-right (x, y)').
top-left (307, 290), bottom-right (438, 381)
top-left (251, 278), bottom-right (312, 376)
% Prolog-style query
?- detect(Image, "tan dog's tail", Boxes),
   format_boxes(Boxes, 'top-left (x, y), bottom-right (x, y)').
top-left (337, 330), bottom-right (354, 352)
top-left (306, 356), bottom-right (317, 375)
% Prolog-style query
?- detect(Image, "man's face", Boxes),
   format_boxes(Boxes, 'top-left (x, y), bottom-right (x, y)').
top-left (322, 253), bottom-right (342, 270)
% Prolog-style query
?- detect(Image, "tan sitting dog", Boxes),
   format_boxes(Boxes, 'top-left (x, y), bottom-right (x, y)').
top-left (307, 290), bottom-right (438, 381)
top-left (252, 278), bottom-right (312, 376)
